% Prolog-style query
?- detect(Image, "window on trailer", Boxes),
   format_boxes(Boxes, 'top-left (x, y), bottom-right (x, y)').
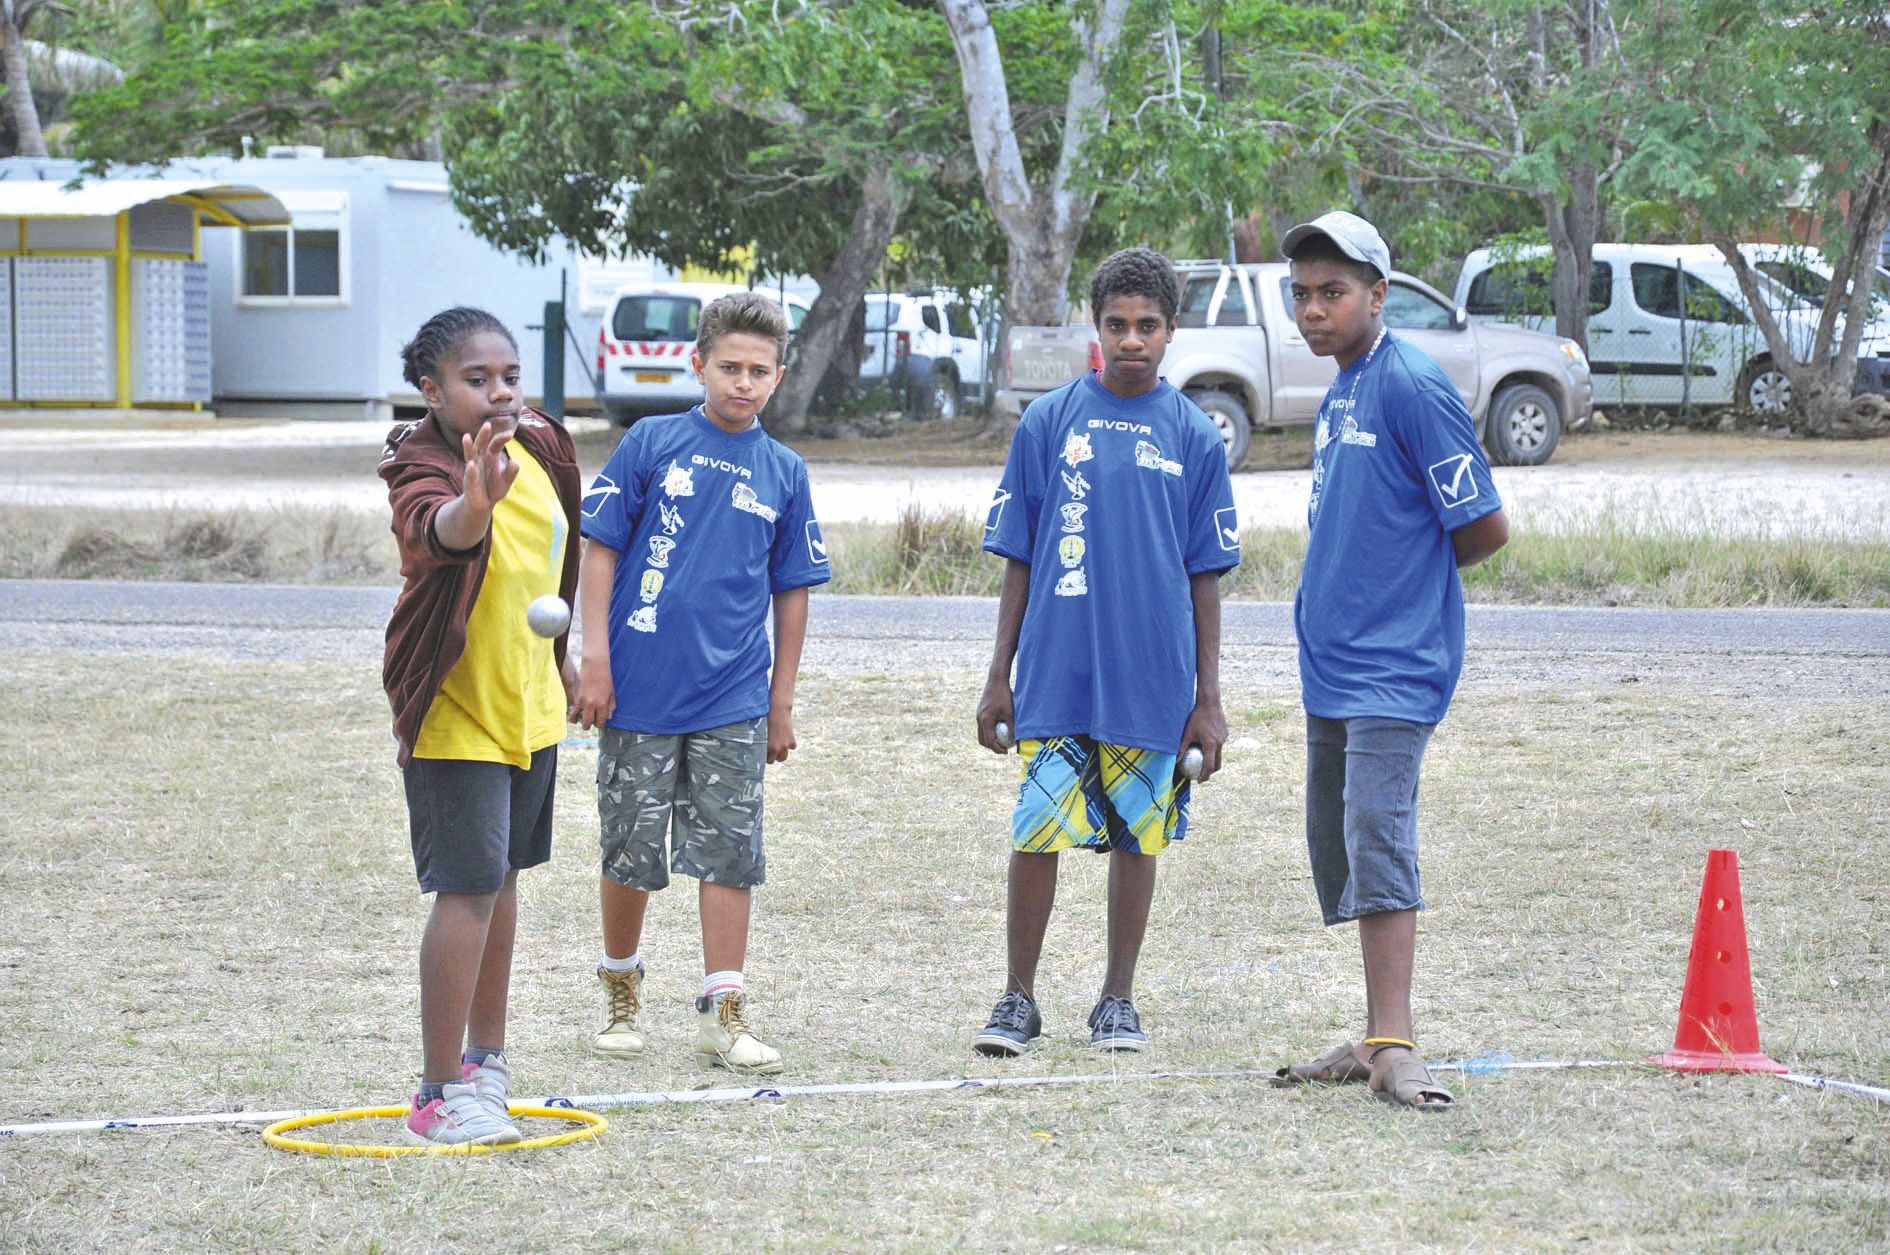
top-left (239, 192), bottom-right (346, 303)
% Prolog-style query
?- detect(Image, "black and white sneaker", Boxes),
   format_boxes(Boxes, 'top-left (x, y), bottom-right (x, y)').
top-left (973, 991), bottom-right (1042, 1057)
top-left (1087, 995), bottom-right (1147, 1052)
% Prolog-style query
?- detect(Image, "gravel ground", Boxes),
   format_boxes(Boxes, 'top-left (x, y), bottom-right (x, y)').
top-left (8, 580), bottom-right (1885, 703)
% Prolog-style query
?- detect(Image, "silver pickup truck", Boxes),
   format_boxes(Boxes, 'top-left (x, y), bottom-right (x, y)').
top-left (997, 260), bottom-right (1593, 469)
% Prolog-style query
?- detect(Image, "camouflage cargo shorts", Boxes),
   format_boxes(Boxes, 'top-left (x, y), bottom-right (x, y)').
top-left (597, 717), bottom-right (767, 891)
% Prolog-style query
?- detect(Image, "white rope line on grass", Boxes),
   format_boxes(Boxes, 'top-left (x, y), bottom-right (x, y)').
top-left (1777, 1071), bottom-right (1890, 1103)
top-left (533, 1068), bottom-right (1258, 1112)
top-left (0, 1069), bottom-right (1256, 1137)
top-left (2, 1058), bottom-right (1883, 1138)
top-left (1431, 1057), bottom-right (1639, 1073)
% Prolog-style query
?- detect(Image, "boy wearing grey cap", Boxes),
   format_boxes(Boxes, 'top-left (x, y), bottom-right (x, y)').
top-left (1270, 211), bottom-right (1509, 1110)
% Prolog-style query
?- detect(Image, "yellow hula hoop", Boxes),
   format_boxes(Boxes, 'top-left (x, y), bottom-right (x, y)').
top-left (262, 1103), bottom-right (607, 1158)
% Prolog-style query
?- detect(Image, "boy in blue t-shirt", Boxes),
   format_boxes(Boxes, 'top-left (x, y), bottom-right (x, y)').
top-left (1270, 212), bottom-right (1508, 1110)
top-left (973, 247), bottom-right (1241, 1056)
top-left (572, 293), bottom-right (830, 1074)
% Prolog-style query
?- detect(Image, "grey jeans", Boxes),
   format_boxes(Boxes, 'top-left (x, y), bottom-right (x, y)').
top-left (1305, 715), bottom-right (1435, 925)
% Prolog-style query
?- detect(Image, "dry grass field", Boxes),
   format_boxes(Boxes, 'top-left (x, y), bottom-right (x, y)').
top-left (1, 648), bottom-right (1885, 1252)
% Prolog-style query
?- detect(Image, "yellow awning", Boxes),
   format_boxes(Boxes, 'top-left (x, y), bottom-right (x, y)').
top-left (0, 179), bottom-right (289, 227)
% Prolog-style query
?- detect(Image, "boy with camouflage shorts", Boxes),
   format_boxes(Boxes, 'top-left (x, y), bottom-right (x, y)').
top-left (572, 293), bottom-right (830, 1073)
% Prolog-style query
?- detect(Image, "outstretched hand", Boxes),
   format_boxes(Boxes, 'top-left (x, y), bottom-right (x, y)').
top-left (461, 421), bottom-right (520, 514)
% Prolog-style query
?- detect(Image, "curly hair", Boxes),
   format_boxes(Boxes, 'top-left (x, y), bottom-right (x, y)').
top-left (1088, 247), bottom-right (1180, 324)
top-left (697, 291), bottom-right (790, 363)
top-left (399, 306), bottom-right (516, 391)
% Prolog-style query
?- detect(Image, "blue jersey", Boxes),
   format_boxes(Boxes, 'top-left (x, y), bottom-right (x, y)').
top-left (581, 407), bottom-right (830, 735)
top-left (983, 374), bottom-right (1240, 752)
top-left (1295, 333), bottom-right (1503, 724)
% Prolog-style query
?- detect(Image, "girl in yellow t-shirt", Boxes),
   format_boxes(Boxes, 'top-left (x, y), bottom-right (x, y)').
top-left (378, 307), bottom-right (582, 1146)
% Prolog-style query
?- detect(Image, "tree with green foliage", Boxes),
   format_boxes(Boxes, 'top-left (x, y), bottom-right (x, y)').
top-left (2, 0), bottom-right (70, 155)
top-left (938, 0), bottom-right (1136, 325)
top-left (1617, 0), bottom-right (1890, 432)
top-left (1282, 0), bottom-right (1632, 350)
top-left (72, 0), bottom-right (994, 432)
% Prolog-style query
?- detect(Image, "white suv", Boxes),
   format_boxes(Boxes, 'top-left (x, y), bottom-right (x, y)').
top-left (858, 289), bottom-right (992, 419)
top-left (595, 281), bottom-right (809, 423)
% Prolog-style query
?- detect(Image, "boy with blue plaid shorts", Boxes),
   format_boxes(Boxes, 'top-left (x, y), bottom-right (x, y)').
top-left (973, 248), bottom-right (1241, 1056)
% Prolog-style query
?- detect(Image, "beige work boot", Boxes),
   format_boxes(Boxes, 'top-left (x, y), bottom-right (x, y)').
top-left (592, 964), bottom-right (646, 1057)
top-left (695, 991), bottom-right (783, 1074)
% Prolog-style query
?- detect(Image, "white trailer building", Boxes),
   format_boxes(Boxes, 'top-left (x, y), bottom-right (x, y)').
top-left (0, 151), bottom-right (665, 419)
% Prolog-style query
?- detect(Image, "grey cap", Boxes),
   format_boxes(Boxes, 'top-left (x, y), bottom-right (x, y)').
top-left (1280, 211), bottom-right (1391, 280)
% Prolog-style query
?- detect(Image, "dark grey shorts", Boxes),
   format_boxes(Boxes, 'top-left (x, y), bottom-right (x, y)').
top-left (1305, 715), bottom-right (1434, 926)
top-left (402, 747), bottom-right (557, 895)
top-left (597, 718), bottom-right (766, 891)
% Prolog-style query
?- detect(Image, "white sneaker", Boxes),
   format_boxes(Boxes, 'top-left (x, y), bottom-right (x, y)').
top-left (696, 991), bottom-right (783, 1074)
top-left (459, 1050), bottom-right (519, 1128)
top-left (594, 964), bottom-right (646, 1056)
top-left (403, 1081), bottom-right (521, 1146)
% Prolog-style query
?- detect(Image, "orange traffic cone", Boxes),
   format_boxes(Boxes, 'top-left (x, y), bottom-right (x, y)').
top-left (1657, 849), bottom-right (1786, 1074)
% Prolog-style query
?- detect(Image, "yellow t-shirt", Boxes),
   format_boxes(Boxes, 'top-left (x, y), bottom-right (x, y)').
top-left (413, 442), bottom-right (569, 766)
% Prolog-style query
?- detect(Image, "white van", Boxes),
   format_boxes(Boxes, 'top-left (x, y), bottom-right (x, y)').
top-left (1739, 243), bottom-right (1890, 396)
top-left (595, 281), bottom-right (809, 424)
top-left (1455, 243), bottom-right (1824, 414)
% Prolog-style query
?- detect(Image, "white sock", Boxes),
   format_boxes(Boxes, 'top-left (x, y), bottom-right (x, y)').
top-left (702, 970), bottom-right (744, 1001)
top-left (600, 952), bottom-right (644, 974)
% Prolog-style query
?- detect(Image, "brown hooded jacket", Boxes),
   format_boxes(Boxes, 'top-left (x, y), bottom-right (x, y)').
top-left (378, 407), bottom-right (582, 766)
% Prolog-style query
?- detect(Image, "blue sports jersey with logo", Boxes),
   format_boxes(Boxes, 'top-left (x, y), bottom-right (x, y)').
top-left (1296, 333), bottom-right (1503, 724)
top-left (581, 407), bottom-right (830, 734)
top-left (984, 374), bottom-right (1240, 752)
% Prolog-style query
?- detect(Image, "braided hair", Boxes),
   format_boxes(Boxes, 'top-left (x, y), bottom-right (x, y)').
top-left (399, 306), bottom-right (516, 391)
top-left (1088, 247), bottom-right (1180, 324)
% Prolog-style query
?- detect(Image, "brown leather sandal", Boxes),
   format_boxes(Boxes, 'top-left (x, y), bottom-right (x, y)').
top-left (1271, 1041), bottom-right (1373, 1087)
top-left (1368, 1041), bottom-right (1456, 1111)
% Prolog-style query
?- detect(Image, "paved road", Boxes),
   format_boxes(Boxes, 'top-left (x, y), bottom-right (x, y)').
top-left (7, 579), bottom-right (1886, 701)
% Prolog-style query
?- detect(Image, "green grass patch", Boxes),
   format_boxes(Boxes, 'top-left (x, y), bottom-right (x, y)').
top-left (5, 500), bottom-right (1889, 607)
top-left (825, 504), bottom-right (1890, 607)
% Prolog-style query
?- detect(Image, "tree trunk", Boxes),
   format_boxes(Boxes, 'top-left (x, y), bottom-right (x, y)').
top-left (765, 165), bottom-right (903, 435)
top-left (1828, 137), bottom-right (1890, 391)
top-left (1230, 210), bottom-right (1265, 264)
top-left (1714, 135), bottom-right (1890, 436)
top-left (939, 0), bottom-right (1129, 327)
top-left (1710, 232), bottom-right (1846, 431)
top-left (1004, 221), bottom-right (1084, 326)
top-left (1542, 164), bottom-right (1599, 351)
top-left (1343, 168), bottom-right (1374, 224)
top-left (2, 22), bottom-right (47, 158)
top-left (1541, 1), bottom-right (1604, 351)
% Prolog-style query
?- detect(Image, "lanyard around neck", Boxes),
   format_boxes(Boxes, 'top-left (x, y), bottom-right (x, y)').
top-left (1335, 328), bottom-right (1387, 419)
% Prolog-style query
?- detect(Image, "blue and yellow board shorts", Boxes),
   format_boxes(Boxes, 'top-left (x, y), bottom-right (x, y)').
top-left (1011, 735), bottom-right (1192, 855)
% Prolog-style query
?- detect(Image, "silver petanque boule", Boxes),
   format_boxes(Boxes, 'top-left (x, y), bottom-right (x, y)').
top-left (994, 720), bottom-right (1014, 750)
top-left (526, 594), bottom-right (571, 638)
top-left (1180, 746), bottom-right (1204, 781)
